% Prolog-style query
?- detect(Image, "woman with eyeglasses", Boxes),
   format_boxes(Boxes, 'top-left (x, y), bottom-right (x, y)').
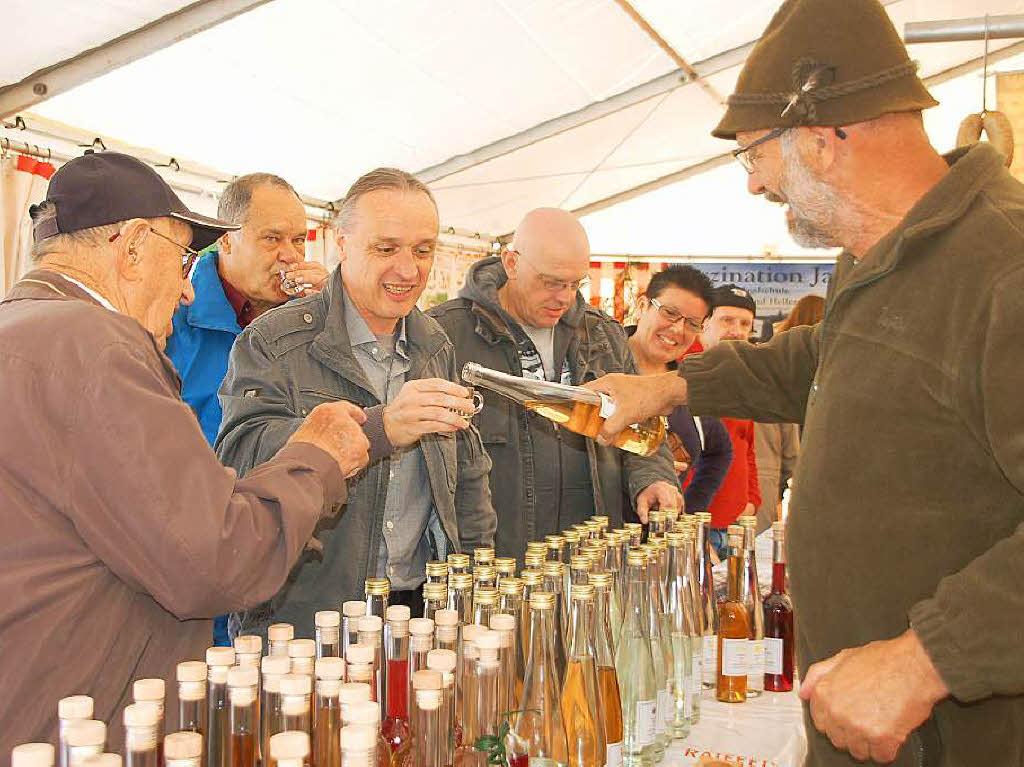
top-left (624, 265), bottom-right (732, 527)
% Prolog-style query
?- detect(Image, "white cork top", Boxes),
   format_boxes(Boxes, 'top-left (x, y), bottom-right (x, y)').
top-left (337, 683), bottom-right (372, 704)
top-left (278, 674), bottom-right (312, 696)
top-left (123, 703), bottom-right (159, 728)
top-left (426, 649), bottom-right (457, 674)
top-left (227, 665), bottom-right (259, 688)
top-left (12, 743), bottom-right (55, 767)
top-left (315, 611), bottom-right (341, 628)
top-left (315, 657), bottom-right (346, 681)
top-left (288, 639), bottom-right (316, 659)
top-left (342, 601), bottom-right (366, 618)
top-left (433, 609), bottom-right (459, 627)
top-left (489, 614), bottom-right (515, 632)
top-left (385, 605), bottom-right (411, 623)
top-left (163, 733), bottom-right (202, 760)
top-left (234, 635), bottom-right (262, 655)
top-left (65, 720), bottom-right (105, 748)
top-left (338, 725), bottom-right (376, 752)
top-left (408, 618), bottom-right (435, 636)
top-left (176, 661), bottom-right (207, 683)
top-left (261, 656), bottom-right (291, 676)
top-left (58, 696), bottom-right (94, 720)
top-left (411, 670), bottom-right (442, 690)
top-left (268, 624), bottom-right (294, 643)
top-left (356, 615), bottom-right (382, 633)
top-left (345, 701), bottom-right (380, 726)
top-left (345, 644), bottom-right (374, 665)
top-left (205, 647), bottom-right (235, 668)
top-left (132, 679), bottom-right (165, 703)
top-left (269, 732), bottom-right (309, 761)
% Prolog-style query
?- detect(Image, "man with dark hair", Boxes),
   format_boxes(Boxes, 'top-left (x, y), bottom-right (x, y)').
top-left (216, 167), bottom-right (496, 632)
top-left (587, 1), bottom-right (1024, 763)
top-left (429, 207), bottom-right (679, 562)
top-left (166, 172), bottom-right (331, 643)
top-left (644, 264), bottom-right (715, 312)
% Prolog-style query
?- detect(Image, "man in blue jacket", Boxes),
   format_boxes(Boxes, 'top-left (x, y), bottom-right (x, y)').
top-left (166, 172), bottom-right (328, 642)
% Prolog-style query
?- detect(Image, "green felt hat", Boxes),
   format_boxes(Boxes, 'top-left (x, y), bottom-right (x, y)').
top-left (712, 0), bottom-right (938, 140)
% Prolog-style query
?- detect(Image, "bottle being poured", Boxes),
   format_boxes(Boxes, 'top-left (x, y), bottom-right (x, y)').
top-left (462, 362), bottom-right (665, 457)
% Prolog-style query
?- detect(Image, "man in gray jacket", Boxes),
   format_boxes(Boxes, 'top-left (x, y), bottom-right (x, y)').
top-left (217, 168), bottom-right (496, 631)
top-left (429, 208), bottom-right (679, 562)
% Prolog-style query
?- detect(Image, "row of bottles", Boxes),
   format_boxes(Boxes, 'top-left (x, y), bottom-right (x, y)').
top-left (11, 512), bottom-right (794, 767)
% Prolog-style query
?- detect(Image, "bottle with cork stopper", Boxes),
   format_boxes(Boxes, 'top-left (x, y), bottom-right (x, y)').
top-left (58, 696), bottom-right (93, 767)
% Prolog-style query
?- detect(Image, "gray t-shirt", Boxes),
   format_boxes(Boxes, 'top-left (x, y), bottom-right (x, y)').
top-left (521, 324), bottom-right (557, 382)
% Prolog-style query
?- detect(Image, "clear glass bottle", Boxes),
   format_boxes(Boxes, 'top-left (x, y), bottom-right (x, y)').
top-left (316, 611), bottom-right (343, 659)
top-left (364, 578), bottom-right (391, 621)
top-left (163, 732), bottom-right (201, 767)
top-left (494, 558), bottom-right (517, 588)
top-left (66, 720), bottom-right (106, 767)
top-left (206, 646), bottom-right (235, 767)
top-left (338, 725), bottom-right (383, 767)
top-left (425, 560), bottom-right (449, 585)
top-left (455, 630), bottom-right (501, 766)
top-left (345, 645), bottom-right (376, 702)
top-left (315, 657), bottom-right (346, 767)
top-left (472, 587), bottom-right (498, 628)
top-left (590, 572), bottom-right (623, 767)
top-left (383, 605), bottom-right (413, 757)
top-left (489, 613), bottom-right (518, 716)
top-left (123, 703), bottom-right (159, 767)
top-left (664, 531), bottom-right (696, 739)
top-left (448, 573), bottom-right (475, 625)
top-left (422, 583), bottom-right (449, 621)
top-left (541, 561), bottom-right (568, 677)
top-left (412, 673), bottom-right (445, 767)
top-left (58, 696), bottom-right (93, 767)
top-left (473, 547), bottom-right (495, 568)
top-left (175, 662), bottom-right (207, 738)
top-left (562, 529), bottom-right (582, 560)
top-left (647, 509), bottom-right (667, 542)
top-left (615, 551), bottom-right (657, 767)
top-left (260, 655), bottom-right (291, 767)
top-left (518, 570), bottom-right (542, 676)
top-left (447, 553), bottom-right (471, 576)
top-left (426, 650), bottom-right (458, 767)
top-left (623, 524), bottom-right (643, 549)
top-left (498, 577), bottom-right (523, 618)
top-left (232, 637), bottom-right (261, 764)
top-left (545, 534), bottom-right (567, 563)
top-left (338, 683), bottom-right (373, 725)
top-left (739, 515), bottom-right (765, 697)
top-left (462, 362), bottom-right (666, 456)
top-left (473, 566), bottom-right (497, 593)
top-left (341, 704), bottom-right (391, 767)
top-left (639, 547), bottom-right (670, 760)
top-left (268, 624), bottom-right (294, 658)
top-left (508, 591), bottom-right (568, 767)
top-left (288, 639), bottom-right (316, 678)
top-left (561, 585), bottom-right (606, 767)
top-left (268, 731), bottom-right (308, 767)
top-left (357, 615), bottom-right (385, 711)
top-left (278, 674), bottom-right (312, 737)
top-left (763, 521), bottom-right (795, 693)
top-left (12, 743), bottom-right (55, 767)
top-left (458, 624), bottom-right (483, 753)
top-left (717, 526), bottom-right (750, 704)
top-left (227, 666), bottom-right (259, 767)
top-left (694, 512), bottom-right (718, 689)
top-left (679, 520), bottom-right (703, 726)
top-left (343, 601), bottom-right (367, 660)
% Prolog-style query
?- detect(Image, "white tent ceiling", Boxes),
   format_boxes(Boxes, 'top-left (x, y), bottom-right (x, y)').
top-left (3, 0), bottom-right (1024, 254)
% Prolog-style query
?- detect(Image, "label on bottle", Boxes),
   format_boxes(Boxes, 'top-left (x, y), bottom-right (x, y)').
top-left (720, 638), bottom-right (749, 677)
top-left (683, 681), bottom-right (693, 719)
top-left (605, 741), bottom-right (623, 767)
top-left (655, 689), bottom-right (668, 734)
top-left (597, 392), bottom-right (616, 418)
top-left (635, 699), bottom-right (656, 746)
top-left (764, 637), bottom-right (784, 675)
top-left (701, 634), bottom-right (717, 685)
top-left (747, 638), bottom-right (765, 690)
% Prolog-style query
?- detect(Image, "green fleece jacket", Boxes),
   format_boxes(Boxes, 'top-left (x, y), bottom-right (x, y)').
top-left (681, 144), bottom-right (1024, 767)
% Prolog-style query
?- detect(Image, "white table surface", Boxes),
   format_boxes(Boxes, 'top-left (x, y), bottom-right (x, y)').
top-left (662, 685), bottom-right (807, 767)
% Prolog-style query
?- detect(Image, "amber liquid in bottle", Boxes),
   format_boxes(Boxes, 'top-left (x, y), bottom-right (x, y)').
top-left (599, 666), bottom-right (624, 764)
top-left (717, 528), bottom-right (750, 704)
top-left (523, 399), bottom-right (666, 457)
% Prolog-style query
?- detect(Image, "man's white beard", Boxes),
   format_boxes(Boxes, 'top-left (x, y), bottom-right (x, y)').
top-left (780, 134), bottom-right (845, 249)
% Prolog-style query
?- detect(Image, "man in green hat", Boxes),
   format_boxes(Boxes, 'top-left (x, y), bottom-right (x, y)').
top-left (585, 1), bottom-right (1024, 765)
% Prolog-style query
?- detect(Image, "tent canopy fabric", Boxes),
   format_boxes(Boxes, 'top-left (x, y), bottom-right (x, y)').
top-left (3, 0), bottom-right (1023, 256)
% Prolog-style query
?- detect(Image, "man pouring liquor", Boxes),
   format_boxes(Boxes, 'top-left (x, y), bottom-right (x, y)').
top-left (587, 1), bottom-right (1024, 764)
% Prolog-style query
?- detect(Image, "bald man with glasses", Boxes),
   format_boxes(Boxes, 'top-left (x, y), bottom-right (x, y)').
top-left (429, 207), bottom-right (680, 563)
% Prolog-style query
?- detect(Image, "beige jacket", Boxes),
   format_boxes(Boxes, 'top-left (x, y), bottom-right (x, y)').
top-left (0, 270), bottom-right (346, 761)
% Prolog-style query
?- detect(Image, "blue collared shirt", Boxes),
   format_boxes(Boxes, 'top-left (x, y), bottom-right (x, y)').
top-left (342, 289), bottom-right (436, 590)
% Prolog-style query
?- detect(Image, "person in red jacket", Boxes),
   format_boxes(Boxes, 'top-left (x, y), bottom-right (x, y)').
top-left (692, 284), bottom-right (762, 559)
